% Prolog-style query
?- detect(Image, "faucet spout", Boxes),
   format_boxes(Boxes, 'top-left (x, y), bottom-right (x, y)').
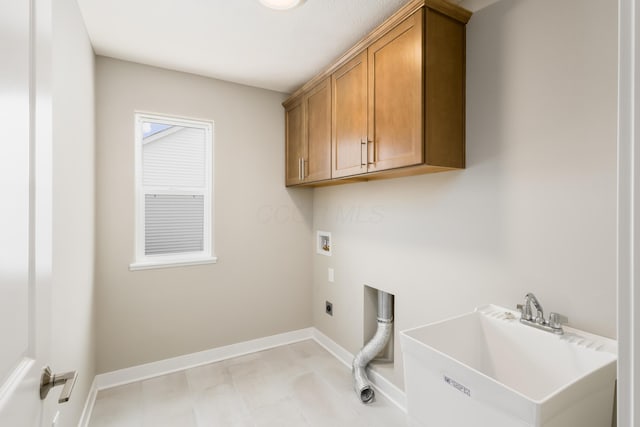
top-left (525, 293), bottom-right (544, 323)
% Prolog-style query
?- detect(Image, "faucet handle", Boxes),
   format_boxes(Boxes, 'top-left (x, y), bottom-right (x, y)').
top-left (516, 304), bottom-right (532, 321)
top-left (548, 312), bottom-right (568, 330)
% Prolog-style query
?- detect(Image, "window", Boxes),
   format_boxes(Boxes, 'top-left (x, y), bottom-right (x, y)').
top-left (130, 113), bottom-right (215, 270)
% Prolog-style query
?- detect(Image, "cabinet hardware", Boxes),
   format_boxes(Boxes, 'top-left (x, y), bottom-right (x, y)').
top-left (368, 139), bottom-right (375, 165)
top-left (361, 139), bottom-right (367, 167)
top-left (299, 158), bottom-right (303, 181)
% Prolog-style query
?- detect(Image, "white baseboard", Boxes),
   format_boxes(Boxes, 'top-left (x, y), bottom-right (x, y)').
top-left (311, 328), bottom-right (407, 411)
top-left (78, 327), bottom-right (406, 426)
top-left (366, 364), bottom-right (407, 412)
top-left (310, 328), bottom-right (354, 368)
top-left (93, 327), bottom-right (315, 390)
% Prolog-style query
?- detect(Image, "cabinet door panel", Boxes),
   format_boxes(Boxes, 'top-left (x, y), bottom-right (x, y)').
top-left (368, 9), bottom-right (423, 172)
top-left (305, 79), bottom-right (331, 182)
top-left (332, 51), bottom-right (368, 178)
top-left (285, 102), bottom-right (304, 186)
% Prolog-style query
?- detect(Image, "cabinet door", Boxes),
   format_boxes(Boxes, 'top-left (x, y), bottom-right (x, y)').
top-left (367, 9), bottom-right (424, 172)
top-left (305, 79), bottom-right (331, 182)
top-left (285, 100), bottom-right (304, 186)
top-left (332, 51), bottom-right (368, 178)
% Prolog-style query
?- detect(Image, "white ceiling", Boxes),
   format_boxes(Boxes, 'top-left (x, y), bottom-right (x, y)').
top-left (76, 0), bottom-right (492, 94)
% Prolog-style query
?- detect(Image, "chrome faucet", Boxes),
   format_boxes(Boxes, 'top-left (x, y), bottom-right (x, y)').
top-left (516, 292), bottom-right (568, 335)
top-left (522, 293), bottom-right (544, 323)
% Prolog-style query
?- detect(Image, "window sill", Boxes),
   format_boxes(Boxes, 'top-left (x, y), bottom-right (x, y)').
top-left (129, 256), bottom-right (218, 271)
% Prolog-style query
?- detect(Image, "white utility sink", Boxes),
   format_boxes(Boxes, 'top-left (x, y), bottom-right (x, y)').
top-left (401, 305), bottom-right (617, 427)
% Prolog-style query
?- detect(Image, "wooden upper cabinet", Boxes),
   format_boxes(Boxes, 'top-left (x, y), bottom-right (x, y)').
top-left (283, 0), bottom-right (471, 186)
top-left (424, 7), bottom-right (466, 169)
top-left (305, 79), bottom-right (331, 183)
top-left (332, 52), bottom-right (368, 179)
top-left (284, 78), bottom-right (331, 186)
top-left (333, 11), bottom-right (423, 178)
top-left (285, 100), bottom-right (304, 186)
top-left (368, 9), bottom-right (423, 173)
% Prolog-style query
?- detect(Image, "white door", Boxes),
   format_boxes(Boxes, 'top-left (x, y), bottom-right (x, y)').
top-left (0, 0), bottom-right (55, 425)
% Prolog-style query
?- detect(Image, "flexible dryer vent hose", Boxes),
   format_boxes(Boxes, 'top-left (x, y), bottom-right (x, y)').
top-left (352, 290), bottom-right (394, 404)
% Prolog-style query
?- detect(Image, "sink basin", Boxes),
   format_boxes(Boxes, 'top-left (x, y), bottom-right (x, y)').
top-left (400, 305), bottom-right (617, 427)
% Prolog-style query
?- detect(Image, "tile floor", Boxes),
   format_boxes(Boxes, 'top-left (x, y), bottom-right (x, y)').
top-left (88, 339), bottom-right (409, 426)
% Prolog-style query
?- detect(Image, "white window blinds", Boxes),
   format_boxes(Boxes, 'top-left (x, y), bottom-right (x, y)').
top-left (144, 194), bottom-right (204, 255)
top-left (132, 114), bottom-right (214, 269)
top-left (143, 126), bottom-right (207, 188)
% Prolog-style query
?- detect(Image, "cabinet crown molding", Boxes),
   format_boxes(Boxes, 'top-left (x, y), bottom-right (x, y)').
top-left (283, 0), bottom-right (471, 106)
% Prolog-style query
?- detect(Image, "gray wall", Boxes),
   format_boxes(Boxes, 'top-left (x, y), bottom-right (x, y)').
top-left (51, 0), bottom-right (96, 424)
top-left (312, 0), bottom-right (618, 388)
top-left (95, 57), bottom-right (313, 373)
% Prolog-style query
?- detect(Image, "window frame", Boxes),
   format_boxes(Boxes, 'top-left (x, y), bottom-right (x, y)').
top-left (129, 112), bottom-right (216, 271)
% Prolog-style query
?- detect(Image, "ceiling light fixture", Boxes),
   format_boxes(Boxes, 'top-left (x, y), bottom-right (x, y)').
top-left (259, 0), bottom-right (305, 11)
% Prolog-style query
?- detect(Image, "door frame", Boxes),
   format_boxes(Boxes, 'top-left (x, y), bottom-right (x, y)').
top-left (617, 0), bottom-right (638, 424)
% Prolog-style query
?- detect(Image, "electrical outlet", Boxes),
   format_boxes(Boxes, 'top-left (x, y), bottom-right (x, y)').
top-left (325, 301), bottom-right (333, 316)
